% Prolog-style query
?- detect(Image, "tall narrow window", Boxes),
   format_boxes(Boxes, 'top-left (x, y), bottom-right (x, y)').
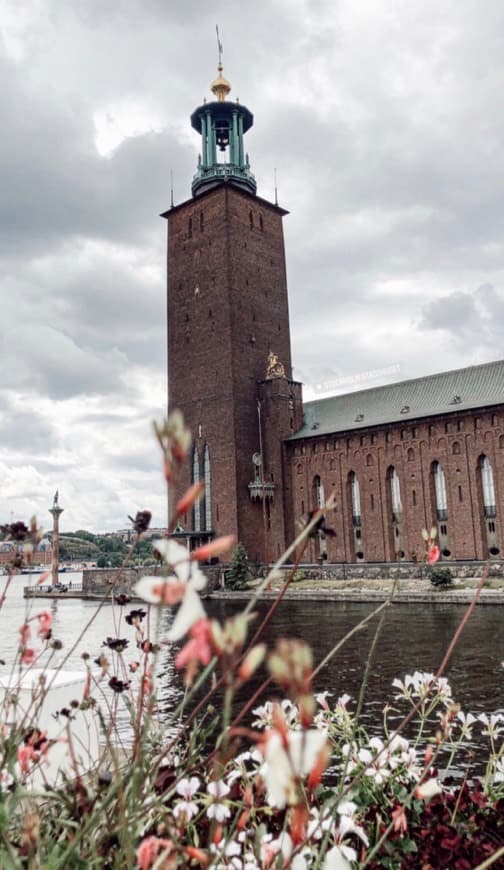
top-left (204, 445), bottom-right (212, 530)
top-left (433, 461), bottom-right (448, 520)
top-left (390, 468), bottom-right (402, 517)
top-left (480, 455), bottom-right (496, 517)
top-left (350, 471), bottom-right (361, 521)
top-left (192, 447), bottom-right (201, 532)
top-left (314, 475), bottom-right (325, 508)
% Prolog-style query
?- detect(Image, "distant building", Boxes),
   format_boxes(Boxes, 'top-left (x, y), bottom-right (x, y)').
top-left (164, 65), bottom-right (503, 564)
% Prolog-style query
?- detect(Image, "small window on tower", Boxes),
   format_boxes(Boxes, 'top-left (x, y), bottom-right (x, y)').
top-left (200, 211), bottom-right (204, 231)
top-left (249, 211), bottom-right (254, 229)
top-left (259, 214), bottom-right (264, 231)
top-left (188, 217), bottom-right (193, 238)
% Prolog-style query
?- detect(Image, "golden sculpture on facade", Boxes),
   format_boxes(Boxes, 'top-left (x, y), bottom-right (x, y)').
top-left (266, 350), bottom-right (286, 379)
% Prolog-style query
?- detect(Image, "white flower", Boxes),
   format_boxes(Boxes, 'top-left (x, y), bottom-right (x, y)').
top-left (134, 539), bottom-right (207, 641)
top-left (176, 776), bottom-right (200, 798)
top-left (357, 737), bottom-right (390, 785)
top-left (324, 844), bottom-right (356, 869)
top-left (456, 711), bottom-right (477, 739)
top-left (478, 713), bottom-right (504, 738)
top-left (493, 757), bottom-right (504, 784)
top-left (315, 691), bottom-right (332, 709)
top-left (206, 779), bottom-right (231, 821)
top-left (307, 806), bottom-right (333, 840)
top-left (261, 729), bottom-right (328, 808)
top-left (173, 776), bottom-right (200, 820)
top-left (415, 777), bottom-right (442, 800)
top-left (261, 832), bottom-right (309, 870)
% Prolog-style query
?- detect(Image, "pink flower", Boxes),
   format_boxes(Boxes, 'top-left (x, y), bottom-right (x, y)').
top-left (175, 618), bottom-right (213, 669)
top-left (21, 648), bottom-right (36, 665)
top-left (36, 610), bottom-right (52, 637)
top-left (391, 805), bottom-right (408, 834)
top-left (18, 622), bottom-right (31, 646)
top-left (136, 836), bottom-right (173, 870)
top-left (427, 544), bottom-right (440, 565)
top-left (17, 744), bottom-right (37, 774)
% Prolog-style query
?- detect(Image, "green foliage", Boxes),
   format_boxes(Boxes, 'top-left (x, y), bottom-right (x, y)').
top-left (226, 542), bottom-right (251, 590)
top-left (429, 565), bottom-right (454, 587)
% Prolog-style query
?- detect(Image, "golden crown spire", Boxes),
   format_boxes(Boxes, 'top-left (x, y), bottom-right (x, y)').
top-left (210, 63), bottom-right (231, 102)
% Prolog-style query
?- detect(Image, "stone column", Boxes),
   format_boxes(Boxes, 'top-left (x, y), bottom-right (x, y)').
top-left (49, 492), bottom-right (63, 586)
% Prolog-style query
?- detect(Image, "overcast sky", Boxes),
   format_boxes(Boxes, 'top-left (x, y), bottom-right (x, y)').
top-left (1, 0), bottom-right (504, 534)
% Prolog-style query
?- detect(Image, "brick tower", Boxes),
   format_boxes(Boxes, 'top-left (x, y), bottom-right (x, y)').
top-left (163, 62), bottom-right (302, 562)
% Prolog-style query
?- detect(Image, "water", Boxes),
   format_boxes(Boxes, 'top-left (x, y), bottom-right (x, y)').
top-left (2, 574), bottom-right (503, 753)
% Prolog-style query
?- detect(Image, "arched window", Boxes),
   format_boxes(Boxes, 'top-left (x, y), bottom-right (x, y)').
top-left (204, 445), bottom-right (212, 530)
top-left (390, 467), bottom-right (402, 516)
top-left (407, 447), bottom-right (414, 462)
top-left (192, 447), bottom-right (201, 532)
top-left (433, 461), bottom-right (448, 520)
top-left (452, 441), bottom-right (461, 455)
top-left (350, 471), bottom-right (361, 520)
top-left (366, 454), bottom-right (373, 467)
top-left (480, 455), bottom-right (496, 517)
top-left (314, 475), bottom-right (325, 508)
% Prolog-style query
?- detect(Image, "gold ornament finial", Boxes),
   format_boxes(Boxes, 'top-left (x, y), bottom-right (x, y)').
top-left (211, 25), bottom-right (231, 101)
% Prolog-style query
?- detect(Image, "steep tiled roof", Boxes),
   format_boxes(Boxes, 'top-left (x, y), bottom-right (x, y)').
top-left (289, 359), bottom-right (504, 440)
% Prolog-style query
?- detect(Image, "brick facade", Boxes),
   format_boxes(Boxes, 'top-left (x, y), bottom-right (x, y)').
top-left (286, 411), bottom-right (503, 562)
top-left (164, 183), bottom-right (298, 562)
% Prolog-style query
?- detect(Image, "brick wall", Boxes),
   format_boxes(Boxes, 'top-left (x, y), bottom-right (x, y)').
top-left (286, 409), bottom-right (504, 562)
top-left (165, 183), bottom-right (294, 562)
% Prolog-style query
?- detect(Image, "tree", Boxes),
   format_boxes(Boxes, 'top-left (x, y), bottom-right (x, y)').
top-left (226, 543), bottom-right (251, 590)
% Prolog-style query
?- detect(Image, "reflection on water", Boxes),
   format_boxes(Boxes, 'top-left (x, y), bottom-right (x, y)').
top-left (1, 577), bottom-right (503, 755)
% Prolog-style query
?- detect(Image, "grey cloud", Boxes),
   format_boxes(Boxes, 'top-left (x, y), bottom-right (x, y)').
top-left (0, 409), bottom-right (57, 452)
top-left (0, 324), bottom-right (128, 399)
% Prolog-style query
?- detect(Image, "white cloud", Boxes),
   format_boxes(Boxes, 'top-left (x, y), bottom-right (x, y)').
top-left (1, 0), bottom-right (504, 530)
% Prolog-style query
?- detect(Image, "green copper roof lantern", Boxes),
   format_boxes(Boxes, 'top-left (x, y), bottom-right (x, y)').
top-left (190, 64), bottom-right (256, 197)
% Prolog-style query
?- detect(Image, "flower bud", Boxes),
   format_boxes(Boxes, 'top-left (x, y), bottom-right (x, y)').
top-left (191, 535), bottom-right (235, 561)
top-left (238, 644), bottom-right (266, 682)
top-left (176, 482), bottom-right (205, 516)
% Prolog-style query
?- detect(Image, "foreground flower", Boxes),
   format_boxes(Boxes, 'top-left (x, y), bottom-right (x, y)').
top-left (206, 779), bottom-right (231, 821)
top-left (261, 726), bottom-right (329, 807)
top-left (173, 776), bottom-right (200, 821)
top-left (415, 777), bottom-right (442, 800)
top-left (134, 539), bottom-right (207, 641)
top-left (36, 611), bottom-right (52, 637)
top-left (136, 835), bottom-right (173, 870)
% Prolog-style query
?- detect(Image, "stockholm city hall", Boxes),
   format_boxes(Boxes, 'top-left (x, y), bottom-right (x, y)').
top-left (164, 62), bottom-right (504, 565)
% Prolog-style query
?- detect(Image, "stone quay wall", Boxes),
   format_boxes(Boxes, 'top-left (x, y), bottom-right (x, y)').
top-left (276, 559), bottom-right (504, 582)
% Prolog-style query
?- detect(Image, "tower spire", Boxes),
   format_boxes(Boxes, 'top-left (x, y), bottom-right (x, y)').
top-left (190, 35), bottom-right (256, 197)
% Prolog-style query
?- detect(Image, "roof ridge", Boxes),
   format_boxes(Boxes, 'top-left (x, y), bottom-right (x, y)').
top-left (304, 357), bottom-right (504, 410)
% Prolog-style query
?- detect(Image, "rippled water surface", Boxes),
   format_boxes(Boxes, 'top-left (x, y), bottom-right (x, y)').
top-left (2, 575), bottom-right (503, 744)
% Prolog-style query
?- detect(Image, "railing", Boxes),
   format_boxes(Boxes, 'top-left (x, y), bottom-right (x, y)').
top-left (24, 582), bottom-right (83, 597)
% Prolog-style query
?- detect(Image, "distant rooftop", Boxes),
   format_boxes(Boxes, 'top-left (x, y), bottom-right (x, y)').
top-left (289, 359), bottom-right (504, 440)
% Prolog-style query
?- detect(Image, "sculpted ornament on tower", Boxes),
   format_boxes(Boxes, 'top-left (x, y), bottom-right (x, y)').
top-left (266, 351), bottom-right (286, 380)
